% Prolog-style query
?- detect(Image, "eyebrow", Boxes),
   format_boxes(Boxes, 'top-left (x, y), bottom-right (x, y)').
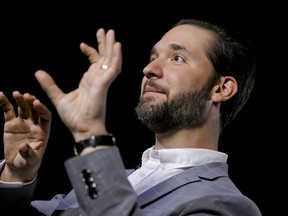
top-left (150, 43), bottom-right (192, 57)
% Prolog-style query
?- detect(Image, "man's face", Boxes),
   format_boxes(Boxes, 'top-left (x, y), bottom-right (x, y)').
top-left (135, 24), bottom-right (216, 133)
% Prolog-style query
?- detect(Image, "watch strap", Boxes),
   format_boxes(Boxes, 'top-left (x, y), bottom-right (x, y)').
top-left (74, 134), bottom-right (116, 155)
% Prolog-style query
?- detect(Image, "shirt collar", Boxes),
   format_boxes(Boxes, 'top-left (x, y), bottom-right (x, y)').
top-left (142, 146), bottom-right (228, 167)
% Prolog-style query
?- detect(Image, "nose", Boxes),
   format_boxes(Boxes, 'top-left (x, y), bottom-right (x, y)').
top-left (143, 59), bottom-right (163, 79)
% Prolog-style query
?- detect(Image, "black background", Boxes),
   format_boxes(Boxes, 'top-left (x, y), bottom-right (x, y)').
top-left (0, 2), bottom-right (282, 215)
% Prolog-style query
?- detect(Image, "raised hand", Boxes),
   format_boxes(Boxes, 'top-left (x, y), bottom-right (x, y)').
top-left (35, 28), bottom-right (122, 142)
top-left (0, 91), bottom-right (51, 182)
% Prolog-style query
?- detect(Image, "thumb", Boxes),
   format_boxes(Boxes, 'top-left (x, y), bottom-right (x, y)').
top-left (35, 70), bottom-right (64, 106)
top-left (18, 143), bottom-right (32, 159)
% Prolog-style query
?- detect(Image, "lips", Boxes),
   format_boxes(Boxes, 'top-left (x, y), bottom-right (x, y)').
top-left (144, 86), bottom-right (161, 93)
top-left (143, 85), bottom-right (166, 95)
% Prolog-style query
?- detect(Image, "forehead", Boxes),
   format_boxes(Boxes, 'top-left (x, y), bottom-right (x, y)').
top-left (156, 24), bottom-right (214, 52)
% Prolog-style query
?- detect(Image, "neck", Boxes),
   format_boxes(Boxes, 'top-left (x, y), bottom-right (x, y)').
top-left (154, 121), bottom-right (220, 150)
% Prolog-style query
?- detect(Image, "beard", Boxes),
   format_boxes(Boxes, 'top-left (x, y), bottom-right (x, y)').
top-left (135, 81), bottom-right (212, 134)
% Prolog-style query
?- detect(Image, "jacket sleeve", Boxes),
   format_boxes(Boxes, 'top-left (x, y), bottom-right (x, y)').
top-left (64, 146), bottom-right (144, 216)
top-left (0, 175), bottom-right (37, 214)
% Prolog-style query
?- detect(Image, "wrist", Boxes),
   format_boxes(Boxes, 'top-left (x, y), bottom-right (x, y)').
top-left (80, 146), bottom-right (110, 155)
top-left (74, 134), bottom-right (116, 156)
top-left (0, 165), bottom-right (37, 183)
top-left (73, 128), bottom-right (108, 143)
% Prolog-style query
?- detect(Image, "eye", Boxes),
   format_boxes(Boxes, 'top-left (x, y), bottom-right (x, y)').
top-left (172, 55), bottom-right (185, 63)
top-left (149, 55), bottom-right (157, 63)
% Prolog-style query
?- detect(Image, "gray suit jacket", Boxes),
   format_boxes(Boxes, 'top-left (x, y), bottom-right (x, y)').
top-left (0, 147), bottom-right (262, 215)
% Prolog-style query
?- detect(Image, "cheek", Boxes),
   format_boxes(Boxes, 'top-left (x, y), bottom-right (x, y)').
top-left (169, 73), bottom-right (195, 92)
top-left (176, 73), bottom-right (208, 94)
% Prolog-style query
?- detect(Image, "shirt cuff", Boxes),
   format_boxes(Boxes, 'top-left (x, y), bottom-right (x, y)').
top-left (0, 159), bottom-right (36, 187)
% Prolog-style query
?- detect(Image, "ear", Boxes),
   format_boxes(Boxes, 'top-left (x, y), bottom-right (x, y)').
top-left (211, 76), bottom-right (238, 103)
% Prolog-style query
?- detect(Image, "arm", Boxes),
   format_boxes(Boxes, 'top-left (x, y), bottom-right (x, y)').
top-left (65, 147), bottom-right (143, 216)
top-left (35, 28), bottom-right (145, 216)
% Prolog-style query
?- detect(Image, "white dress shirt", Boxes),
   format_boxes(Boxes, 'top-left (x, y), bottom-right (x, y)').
top-left (128, 146), bottom-right (228, 195)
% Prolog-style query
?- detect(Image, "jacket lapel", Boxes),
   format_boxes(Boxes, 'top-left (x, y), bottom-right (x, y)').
top-left (136, 162), bottom-right (228, 207)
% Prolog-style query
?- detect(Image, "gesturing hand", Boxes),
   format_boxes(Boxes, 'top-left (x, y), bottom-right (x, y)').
top-left (0, 91), bottom-right (51, 182)
top-left (35, 28), bottom-right (122, 142)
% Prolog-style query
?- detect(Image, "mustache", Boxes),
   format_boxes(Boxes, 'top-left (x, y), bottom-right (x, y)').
top-left (143, 80), bottom-right (169, 94)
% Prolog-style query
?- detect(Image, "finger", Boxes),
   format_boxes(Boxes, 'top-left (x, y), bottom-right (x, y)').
top-left (96, 28), bottom-right (106, 57)
top-left (30, 105), bottom-right (39, 124)
top-left (104, 29), bottom-right (116, 61)
top-left (0, 91), bottom-right (17, 121)
top-left (35, 70), bottom-right (65, 108)
top-left (80, 42), bottom-right (100, 64)
top-left (105, 42), bottom-right (122, 81)
top-left (22, 93), bottom-right (42, 124)
top-left (32, 99), bottom-right (52, 132)
top-left (19, 143), bottom-right (31, 159)
top-left (13, 91), bottom-right (35, 119)
top-left (114, 42), bottom-right (122, 73)
top-left (19, 143), bottom-right (41, 163)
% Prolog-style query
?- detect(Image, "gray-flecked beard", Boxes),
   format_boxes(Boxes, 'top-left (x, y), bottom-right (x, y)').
top-left (135, 86), bottom-right (211, 134)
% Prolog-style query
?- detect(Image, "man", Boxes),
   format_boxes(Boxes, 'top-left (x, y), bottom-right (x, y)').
top-left (0, 18), bottom-right (262, 215)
